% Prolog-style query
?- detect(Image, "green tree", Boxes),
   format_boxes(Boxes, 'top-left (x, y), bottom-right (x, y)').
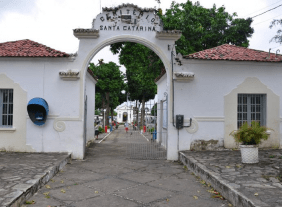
top-left (89, 61), bottom-right (125, 126)
top-left (95, 109), bottom-right (101, 115)
top-left (111, 43), bottom-right (163, 126)
top-left (161, 1), bottom-right (254, 55)
top-left (270, 19), bottom-right (282, 44)
top-left (151, 103), bottom-right (157, 116)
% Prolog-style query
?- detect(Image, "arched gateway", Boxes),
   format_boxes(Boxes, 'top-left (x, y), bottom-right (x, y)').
top-left (1, 4), bottom-right (280, 161)
top-left (0, 4), bottom-right (182, 160)
top-left (57, 4), bottom-right (182, 160)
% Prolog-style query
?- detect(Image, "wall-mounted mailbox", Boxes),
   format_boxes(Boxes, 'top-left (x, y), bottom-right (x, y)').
top-left (27, 98), bottom-right (49, 126)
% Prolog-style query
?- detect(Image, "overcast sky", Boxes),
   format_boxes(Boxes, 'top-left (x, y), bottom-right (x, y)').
top-left (1, 0), bottom-right (281, 108)
top-left (0, 0), bottom-right (281, 62)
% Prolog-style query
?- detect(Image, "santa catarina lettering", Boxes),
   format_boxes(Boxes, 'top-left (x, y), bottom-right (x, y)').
top-left (99, 25), bottom-right (156, 31)
top-left (95, 7), bottom-right (161, 32)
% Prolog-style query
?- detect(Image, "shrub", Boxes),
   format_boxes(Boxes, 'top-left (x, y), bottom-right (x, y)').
top-left (149, 128), bottom-right (155, 133)
top-left (98, 127), bottom-right (104, 133)
top-left (230, 121), bottom-right (271, 145)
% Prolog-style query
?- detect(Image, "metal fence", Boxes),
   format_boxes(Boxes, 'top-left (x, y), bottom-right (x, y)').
top-left (124, 100), bottom-right (168, 160)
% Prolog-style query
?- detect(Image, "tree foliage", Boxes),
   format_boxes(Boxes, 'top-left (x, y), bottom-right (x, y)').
top-left (89, 61), bottom-right (125, 125)
top-left (270, 19), bottom-right (282, 44)
top-left (109, 1), bottom-right (254, 125)
top-left (161, 1), bottom-right (254, 55)
top-left (111, 43), bottom-right (163, 126)
top-left (151, 103), bottom-right (157, 116)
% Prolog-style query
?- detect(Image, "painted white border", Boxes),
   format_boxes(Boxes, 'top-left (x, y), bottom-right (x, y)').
top-left (224, 77), bottom-right (280, 148)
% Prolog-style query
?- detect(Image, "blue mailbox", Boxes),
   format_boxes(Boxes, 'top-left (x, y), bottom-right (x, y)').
top-left (27, 98), bottom-right (49, 126)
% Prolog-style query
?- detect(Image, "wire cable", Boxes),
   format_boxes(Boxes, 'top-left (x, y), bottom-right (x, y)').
top-left (251, 4), bottom-right (282, 18)
top-left (243, 0), bottom-right (282, 17)
top-left (253, 13), bottom-right (282, 25)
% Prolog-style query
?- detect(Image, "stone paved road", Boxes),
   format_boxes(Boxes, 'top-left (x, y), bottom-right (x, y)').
top-left (23, 129), bottom-right (231, 207)
top-left (0, 152), bottom-right (70, 207)
top-left (181, 150), bottom-right (282, 207)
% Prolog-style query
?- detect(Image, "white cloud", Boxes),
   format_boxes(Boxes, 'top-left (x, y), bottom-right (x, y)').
top-left (0, 0), bottom-right (281, 57)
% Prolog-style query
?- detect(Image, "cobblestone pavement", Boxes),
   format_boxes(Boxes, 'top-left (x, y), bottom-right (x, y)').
top-left (24, 129), bottom-right (231, 207)
top-left (0, 152), bottom-right (70, 207)
top-left (180, 150), bottom-right (282, 207)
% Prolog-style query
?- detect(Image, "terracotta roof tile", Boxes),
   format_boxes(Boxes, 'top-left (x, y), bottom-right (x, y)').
top-left (184, 44), bottom-right (282, 62)
top-left (87, 68), bottom-right (98, 81)
top-left (0, 39), bottom-right (70, 57)
top-left (154, 67), bottom-right (166, 82)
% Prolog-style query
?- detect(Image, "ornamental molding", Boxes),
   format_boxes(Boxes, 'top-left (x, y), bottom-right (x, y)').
top-left (92, 4), bottom-right (163, 33)
top-left (73, 29), bottom-right (100, 39)
top-left (102, 4), bottom-right (156, 12)
top-left (194, 116), bottom-right (225, 122)
top-left (173, 72), bottom-right (195, 81)
top-left (53, 120), bottom-right (66, 132)
top-left (59, 70), bottom-right (80, 81)
top-left (156, 30), bottom-right (182, 40)
top-left (185, 119), bottom-right (198, 134)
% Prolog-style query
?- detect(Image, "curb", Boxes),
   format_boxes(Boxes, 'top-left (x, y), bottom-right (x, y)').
top-left (8, 153), bottom-right (71, 207)
top-left (179, 152), bottom-right (258, 207)
top-left (140, 132), bottom-right (149, 142)
top-left (98, 131), bottom-right (112, 143)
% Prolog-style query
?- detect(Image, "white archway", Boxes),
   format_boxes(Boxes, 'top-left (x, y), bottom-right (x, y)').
top-left (54, 4), bottom-right (182, 160)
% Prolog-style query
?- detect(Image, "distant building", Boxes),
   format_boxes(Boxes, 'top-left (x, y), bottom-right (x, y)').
top-left (116, 105), bottom-right (133, 123)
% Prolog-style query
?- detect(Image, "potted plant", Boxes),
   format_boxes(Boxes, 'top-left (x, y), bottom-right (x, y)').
top-left (230, 121), bottom-right (271, 164)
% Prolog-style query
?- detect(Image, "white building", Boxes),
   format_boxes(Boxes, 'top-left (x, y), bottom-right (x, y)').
top-left (0, 40), bottom-right (96, 159)
top-left (156, 44), bottom-right (282, 152)
top-left (1, 4), bottom-right (281, 160)
top-left (116, 104), bottom-right (134, 124)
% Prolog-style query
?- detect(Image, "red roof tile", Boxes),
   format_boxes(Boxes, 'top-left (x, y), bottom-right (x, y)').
top-left (0, 39), bottom-right (69, 57)
top-left (154, 67), bottom-right (166, 82)
top-left (87, 68), bottom-right (98, 81)
top-left (183, 44), bottom-right (282, 62)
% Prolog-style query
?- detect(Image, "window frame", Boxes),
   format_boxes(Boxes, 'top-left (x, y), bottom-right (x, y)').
top-left (237, 94), bottom-right (266, 128)
top-left (0, 89), bottom-right (14, 127)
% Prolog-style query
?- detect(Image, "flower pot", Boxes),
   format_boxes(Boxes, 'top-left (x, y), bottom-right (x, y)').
top-left (240, 145), bottom-right (259, 163)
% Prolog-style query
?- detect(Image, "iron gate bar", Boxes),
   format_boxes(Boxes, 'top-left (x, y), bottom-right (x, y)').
top-left (125, 101), bottom-right (167, 160)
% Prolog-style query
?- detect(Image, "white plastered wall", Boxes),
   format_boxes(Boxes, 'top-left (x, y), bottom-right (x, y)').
top-left (0, 4), bottom-right (182, 160)
top-left (224, 77), bottom-right (280, 148)
top-left (156, 73), bottom-right (168, 148)
top-left (0, 58), bottom-right (84, 158)
top-left (85, 72), bottom-right (96, 143)
top-left (166, 59), bottom-right (282, 150)
top-left (0, 34), bottom-right (176, 159)
top-left (75, 35), bottom-right (176, 159)
top-left (0, 74), bottom-right (34, 151)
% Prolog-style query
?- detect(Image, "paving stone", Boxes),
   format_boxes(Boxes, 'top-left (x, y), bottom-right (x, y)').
top-left (180, 149), bottom-right (282, 207)
top-left (228, 183), bottom-right (241, 188)
top-left (270, 177), bottom-right (280, 183)
top-left (48, 184), bottom-right (102, 201)
top-left (22, 129), bottom-right (230, 207)
top-left (0, 152), bottom-right (70, 206)
top-left (221, 169), bottom-right (236, 172)
top-left (114, 184), bottom-right (175, 203)
top-left (82, 177), bottom-right (137, 194)
top-left (118, 171), bottom-right (162, 183)
top-left (72, 194), bottom-right (139, 207)
top-left (242, 184), bottom-right (276, 188)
